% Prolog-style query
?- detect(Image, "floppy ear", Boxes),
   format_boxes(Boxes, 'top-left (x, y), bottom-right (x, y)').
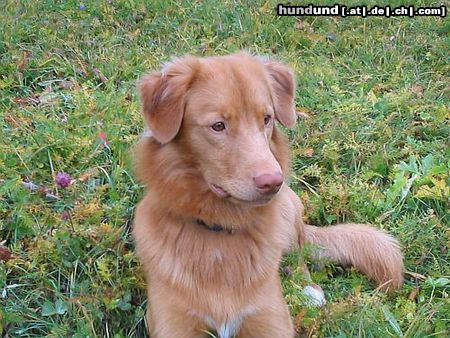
top-left (264, 60), bottom-right (297, 128)
top-left (138, 56), bottom-right (199, 143)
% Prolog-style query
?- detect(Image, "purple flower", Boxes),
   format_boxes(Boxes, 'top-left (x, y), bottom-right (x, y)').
top-left (79, 4), bottom-right (86, 10)
top-left (61, 210), bottom-right (70, 221)
top-left (55, 172), bottom-right (71, 188)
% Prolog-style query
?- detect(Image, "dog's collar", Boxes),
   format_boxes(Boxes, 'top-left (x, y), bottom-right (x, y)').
top-left (195, 219), bottom-right (236, 234)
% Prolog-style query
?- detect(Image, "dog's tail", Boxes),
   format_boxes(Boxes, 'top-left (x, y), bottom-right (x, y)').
top-left (304, 224), bottom-right (404, 291)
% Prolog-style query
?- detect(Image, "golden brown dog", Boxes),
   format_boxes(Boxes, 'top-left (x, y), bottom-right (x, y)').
top-left (133, 52), bottom-right (404, 338)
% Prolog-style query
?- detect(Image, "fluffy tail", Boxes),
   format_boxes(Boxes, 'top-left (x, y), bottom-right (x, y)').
top-left (305, 224), bottom-right (404, 291)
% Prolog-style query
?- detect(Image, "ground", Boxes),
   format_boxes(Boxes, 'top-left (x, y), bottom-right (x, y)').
top-left (0, 0), bottom-right (448, 337)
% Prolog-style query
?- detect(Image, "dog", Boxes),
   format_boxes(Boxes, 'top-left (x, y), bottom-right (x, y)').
top-left (133, 52), bottom-right (404, 338)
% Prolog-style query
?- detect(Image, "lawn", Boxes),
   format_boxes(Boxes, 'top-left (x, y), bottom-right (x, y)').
top-left (0, 0), bottom-right (448, 337)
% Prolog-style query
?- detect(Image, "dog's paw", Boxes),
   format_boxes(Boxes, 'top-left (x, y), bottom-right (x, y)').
top-left (303, 284), bottom-right (326, 307)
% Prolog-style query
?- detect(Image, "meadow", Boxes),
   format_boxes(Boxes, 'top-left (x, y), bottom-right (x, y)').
top-left (0, 0), bottom-right (448, 337)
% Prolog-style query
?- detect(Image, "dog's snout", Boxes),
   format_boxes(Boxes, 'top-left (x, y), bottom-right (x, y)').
top-left (254, 172), bottom-right (283, 194)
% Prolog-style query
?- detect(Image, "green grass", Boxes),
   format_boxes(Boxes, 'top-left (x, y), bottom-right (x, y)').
top-left (0, 0), bottom-right (448, 337)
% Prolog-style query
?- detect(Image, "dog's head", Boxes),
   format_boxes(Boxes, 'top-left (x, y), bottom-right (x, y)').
top-left (138, 52), bottom-right (296, 205)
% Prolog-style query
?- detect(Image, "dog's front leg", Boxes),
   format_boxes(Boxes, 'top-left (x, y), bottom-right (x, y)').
top-left (146, 295), bottom-right (208, 338)
top-left (236, 302), bottom-right (294, 338)
top-left (235, 281), bottom-right (294, 338)
top-left (146, 308), bottom-right (208, 338)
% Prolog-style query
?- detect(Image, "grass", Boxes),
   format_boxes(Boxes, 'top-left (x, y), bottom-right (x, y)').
top-left (0, 0), bottom-right (448, 337)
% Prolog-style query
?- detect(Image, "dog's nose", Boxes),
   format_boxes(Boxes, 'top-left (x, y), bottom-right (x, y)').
top-left (254, 172), bottom-right (283, 194)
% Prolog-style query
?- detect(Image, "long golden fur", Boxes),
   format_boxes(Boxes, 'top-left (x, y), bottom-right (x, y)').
top-left (133, 52), bottom-right (404, 338)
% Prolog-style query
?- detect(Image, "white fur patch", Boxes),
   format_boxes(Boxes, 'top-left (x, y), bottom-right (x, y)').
top-left (141, 129), bottom-right (153, 138)
top-left (303, 285), bottom-right (326, 307)
top-left (218, 306), bottom-right (257, 338)
top-left (212, 249), bottom-right (224, 262)
top-left (218, 318), bottom-right (242, 338)
top-left (192, 306), bottom-right (257, 338)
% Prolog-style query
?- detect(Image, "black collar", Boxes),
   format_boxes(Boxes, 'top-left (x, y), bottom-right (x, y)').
top-left (195, 219), bottom-right (236, 234)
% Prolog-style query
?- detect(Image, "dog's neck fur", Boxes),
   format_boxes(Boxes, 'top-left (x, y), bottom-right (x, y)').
top-left (135, 127), bottom-right (291, 231)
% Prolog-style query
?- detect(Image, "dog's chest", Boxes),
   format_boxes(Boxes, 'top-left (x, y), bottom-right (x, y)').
top-left (149, 221), bottom-right (284, 292)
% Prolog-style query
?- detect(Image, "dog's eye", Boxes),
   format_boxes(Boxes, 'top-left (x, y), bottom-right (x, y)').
top-left (264, 115), bottom-right (272, 126)
top-left (211, 122), bottom-right (226, 132)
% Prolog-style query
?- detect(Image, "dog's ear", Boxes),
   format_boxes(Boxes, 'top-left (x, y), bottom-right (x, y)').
top-left (264, 60), bottom-right (297, 128)
top-left (138, 56), bottom-right (199, 143)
